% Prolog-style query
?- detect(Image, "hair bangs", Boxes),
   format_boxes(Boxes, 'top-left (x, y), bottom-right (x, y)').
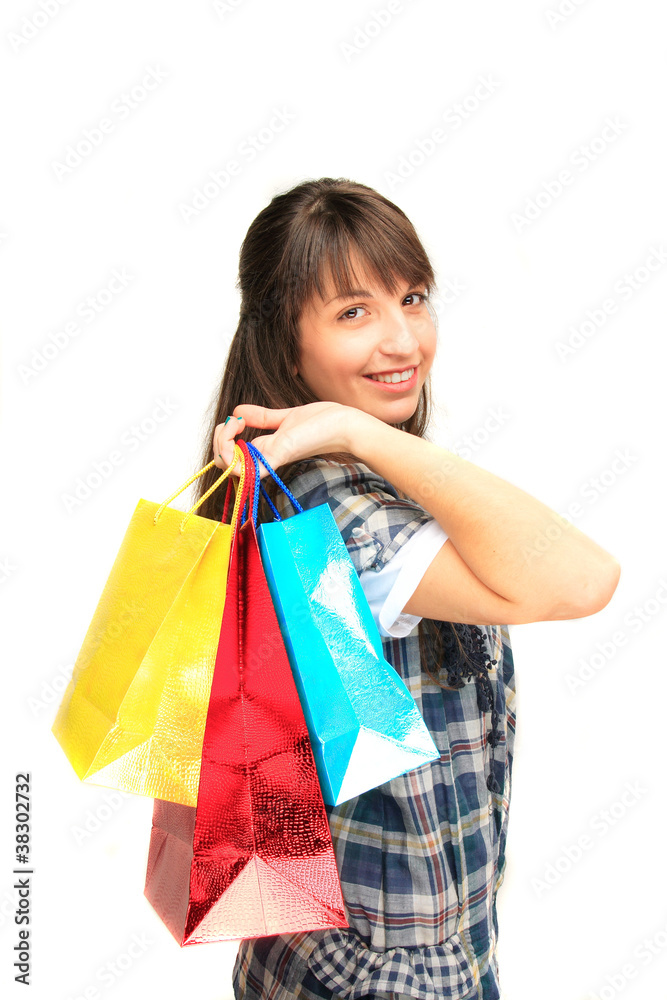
top-left (288, 207), bottom-right (434, 322)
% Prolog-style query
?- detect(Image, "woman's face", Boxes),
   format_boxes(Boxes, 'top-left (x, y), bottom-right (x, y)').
top-left (296, 259), bottom-right (437, 425)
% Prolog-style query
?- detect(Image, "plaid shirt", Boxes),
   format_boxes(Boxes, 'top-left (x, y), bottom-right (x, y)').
top-left (233, 459), bottom-right (516, 1000)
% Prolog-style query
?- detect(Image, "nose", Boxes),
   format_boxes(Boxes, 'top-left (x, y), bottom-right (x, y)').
top-left (377, 309), bottom-right (420, 357)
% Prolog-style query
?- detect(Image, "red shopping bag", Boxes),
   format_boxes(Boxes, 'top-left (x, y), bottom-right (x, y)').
top-left (144, 441), bottom-right (348, 944)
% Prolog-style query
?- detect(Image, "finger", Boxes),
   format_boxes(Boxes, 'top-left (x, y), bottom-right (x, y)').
top-left (213, 416), bottom-right (245, 472)
top-left (213, 447), bottom-right (243, 476)
top-left (232, 404), bottom-right (294, 430)
top-left (241, 433), bottom-right (279, 480)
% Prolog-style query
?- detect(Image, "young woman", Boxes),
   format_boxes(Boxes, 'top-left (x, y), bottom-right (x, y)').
top-left (194, 177), bottom-right (620, 1000)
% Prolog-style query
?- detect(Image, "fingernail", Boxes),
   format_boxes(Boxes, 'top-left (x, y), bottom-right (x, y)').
top-left (224, 416), bottom-right (231, 425)
top-left (236, 415), bottom-right (243, 420)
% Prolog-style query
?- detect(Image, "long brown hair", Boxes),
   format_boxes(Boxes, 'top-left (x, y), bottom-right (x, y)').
top-left (192, 176), bottom-right (478, 691)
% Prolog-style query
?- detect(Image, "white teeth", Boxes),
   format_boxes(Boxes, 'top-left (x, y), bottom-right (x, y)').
top-left (368, 367), bottom-right (414, 384)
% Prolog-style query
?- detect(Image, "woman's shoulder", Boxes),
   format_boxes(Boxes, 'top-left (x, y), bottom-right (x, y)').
top-left (284, 457), bottom-right (401, 507)
top-left (277, 457), bottom-right (433, 568)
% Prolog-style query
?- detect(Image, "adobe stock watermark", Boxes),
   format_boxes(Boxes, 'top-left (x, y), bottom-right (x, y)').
top-left (449, 406), bottom-right (512, 461)
top-left (27, 662), bottom-right (74, 717)
top-left (554, 245), bottom-right (667, 361)
top-left (383, 74), bottom-right (501, 191)
top-left (0, 556), bottom-right (17, 585)
top-left (531, 780), bottom-right (648, 897)
top-left (178, 107), bottom-right (296, 223)
top-left (63, 931), bottom-right (153, 998)
top-left (413, 453), bottom-right (460, 505)
top-left (97, 595), bottom-right (147, 645)
top-left (510, 116), bottom-right (628, 233)
top-left (521, 446), bottom-right (638, 564)
top-left (339, 0), bottom-right (421, 63)
top-left (51, 66), bottom-right (168, 179)
top-left (545, 0), bottom-right (592, 28)
top-left (428, 278), bottom-right (467, 320)
top-left (7, 0), bottom-right (73, 53)
top-left (18, 267), bottom-right (135, 385)
top-left (587, 914), bottom-right (667, 1000)
top-left (60, 396), bottom-right (180, 513)
top-left (212, 0), bottom-right (249, 15)
top-left (565, 577), bottom-right (667, 694)
top-left (70, 789), bottom-right (133, 847)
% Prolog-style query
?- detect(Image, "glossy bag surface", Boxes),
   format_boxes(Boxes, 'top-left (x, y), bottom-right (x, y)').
top-left (52, 460), bottom-right (235, 805)
top-left (255, 472), bottom-right (440, 805)
top-left (144, 441), bottom-right (348, 944)
top-left (258, 504), bottom-right (440, 805)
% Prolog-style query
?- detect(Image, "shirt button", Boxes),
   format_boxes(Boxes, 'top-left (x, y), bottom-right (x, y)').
top-left (352, 527), bottom-right (363, 537)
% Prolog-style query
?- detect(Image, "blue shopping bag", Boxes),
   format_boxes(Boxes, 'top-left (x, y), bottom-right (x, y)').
top-left (243, 442), bottom-right (439, 806)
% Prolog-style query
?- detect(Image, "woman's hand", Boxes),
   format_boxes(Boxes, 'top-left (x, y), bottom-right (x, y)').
top-left (212, 401), bottom-right (369, 478)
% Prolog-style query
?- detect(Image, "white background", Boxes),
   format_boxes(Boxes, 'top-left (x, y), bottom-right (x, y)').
top-left (1, 1), bottom-right (666, 999)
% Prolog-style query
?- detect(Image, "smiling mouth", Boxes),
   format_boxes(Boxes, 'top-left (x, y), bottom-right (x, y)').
top-left (364, 366), bottom-right (416, 384)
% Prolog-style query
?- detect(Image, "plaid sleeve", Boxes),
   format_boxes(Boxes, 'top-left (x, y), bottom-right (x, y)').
top-left (281, 458), bottom-right (435, 576)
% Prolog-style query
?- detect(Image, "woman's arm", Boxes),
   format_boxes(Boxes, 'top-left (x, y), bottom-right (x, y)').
top-left (218, 402), bottom-right (621, 626)
top-left (348, 411), bottom-right (621, 626)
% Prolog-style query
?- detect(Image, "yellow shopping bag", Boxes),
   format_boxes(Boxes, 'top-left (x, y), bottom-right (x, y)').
top-left (52, 451), bottom-right (240, 806)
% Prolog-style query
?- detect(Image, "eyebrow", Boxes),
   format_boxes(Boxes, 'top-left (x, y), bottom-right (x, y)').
top-left (324, 284), bottom-right (418, 307)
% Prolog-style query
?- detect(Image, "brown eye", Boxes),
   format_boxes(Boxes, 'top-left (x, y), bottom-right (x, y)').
top-left (404, 292), bottom-right (428, 306)
top-left (339, 306), bottom-right (365, 321)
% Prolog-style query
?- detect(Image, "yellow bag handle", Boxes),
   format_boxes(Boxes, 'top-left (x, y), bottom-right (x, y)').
top-left (153, 445), bottom-right (244, 533)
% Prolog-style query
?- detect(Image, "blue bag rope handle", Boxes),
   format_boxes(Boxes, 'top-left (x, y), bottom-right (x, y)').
top-left (248, 442), bottom-right (304, 522)
top-left (239, 441), bottom-right (304, 526)
top-left (240, 445), bottom-right (274, 526)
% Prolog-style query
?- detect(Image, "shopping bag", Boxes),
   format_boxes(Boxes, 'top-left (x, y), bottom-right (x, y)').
top-left (52, 455), bottom-right (238, 806)
top-left (246, 441), bottom-right (440, 806)
top-left (144, 440), bottom-right (348, 944)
